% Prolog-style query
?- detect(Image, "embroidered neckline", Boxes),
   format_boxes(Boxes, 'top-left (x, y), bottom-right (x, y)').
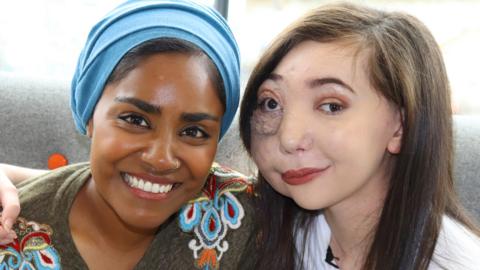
top-left (178, 163), bottom-right (254, 270)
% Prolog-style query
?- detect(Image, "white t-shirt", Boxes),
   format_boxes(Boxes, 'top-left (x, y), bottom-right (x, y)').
top-left (298, 213), bottom-right (480, 269)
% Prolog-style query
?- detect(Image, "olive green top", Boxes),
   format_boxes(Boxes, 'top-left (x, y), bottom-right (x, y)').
top-left (3, 163), bottom-right (256, 270)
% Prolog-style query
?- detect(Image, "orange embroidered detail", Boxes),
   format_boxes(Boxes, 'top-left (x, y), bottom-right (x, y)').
top-left (196, 249), bottom-right (218, 269)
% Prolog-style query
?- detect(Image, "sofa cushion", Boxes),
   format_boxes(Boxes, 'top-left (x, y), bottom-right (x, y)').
top-left (0, 73), bottom-right (89, 168)
top-left (453, 115), bottom-right (480, 221)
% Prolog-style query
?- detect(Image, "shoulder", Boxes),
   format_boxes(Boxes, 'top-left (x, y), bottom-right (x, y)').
top-left (430, 215), bottom-right (480, 270)
top-left (18, 162), bottom-right (90, 207)
top-left (177, 162), bottom-right (257, 270)
top-left (185, 162), bottom-right (256, 218)
top-left (2, 163), bottom-right (92, 269)
top-left (17, 162), bottom-right (90, 193)
top-left (203, 162), bottom-right (256, 196)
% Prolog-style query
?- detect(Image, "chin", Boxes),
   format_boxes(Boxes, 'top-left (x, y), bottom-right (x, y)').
top-left (118, 207), bottom-right (176, 231)
top-left (288, 193), bottom-right (330, 211)
top-left (294, 200), bottom-right (324, 211)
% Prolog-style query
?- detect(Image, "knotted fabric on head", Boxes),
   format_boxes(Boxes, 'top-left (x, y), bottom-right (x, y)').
top-left (71, 0), bottom-right (240, 139)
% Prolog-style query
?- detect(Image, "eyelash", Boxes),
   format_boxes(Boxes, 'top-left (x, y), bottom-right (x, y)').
top-left (318, 102), bottom-right (344, 115)
top-left (118, 113), bottom-right (150, 128)
top-left (115, 113), bottom-right (217, 145)
top-left (180, 126), bottom-right (210, 139)
top-left (118, 113), bottom-right (211, 140)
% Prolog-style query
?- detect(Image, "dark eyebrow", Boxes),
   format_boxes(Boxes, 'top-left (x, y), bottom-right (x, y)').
top-left (181, 112), bottom-right (220, 123)
top-left (266, 73), bottom-right (283, 82)
top-left (114, 97), bottom-right (160, 114)
top-left (308, 77), bottom-right (355, 93)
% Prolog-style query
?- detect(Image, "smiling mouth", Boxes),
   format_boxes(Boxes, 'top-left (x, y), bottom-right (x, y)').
top-left (281, 167), bottom-right (330, 185)
top-left (122, 173), bottom-right (179, 194)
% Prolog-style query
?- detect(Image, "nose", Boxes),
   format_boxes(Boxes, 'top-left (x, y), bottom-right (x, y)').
top-left (278, 108), bottom-right (314, 155)
top-left (141, 134), bottom-right (180, 172)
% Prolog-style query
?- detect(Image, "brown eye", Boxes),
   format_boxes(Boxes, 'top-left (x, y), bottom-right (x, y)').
top-left (180, 126), bottom-right (210, 139)
top-left (119, 114), bottom-right (150, 128)
top-left (319, 103), bottom-right (344, 114)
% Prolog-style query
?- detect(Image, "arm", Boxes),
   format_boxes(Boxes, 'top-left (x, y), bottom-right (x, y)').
top-left (0, 164), bottom-right (46, 243)
top-left (0, 163), bottom-right (47, 184)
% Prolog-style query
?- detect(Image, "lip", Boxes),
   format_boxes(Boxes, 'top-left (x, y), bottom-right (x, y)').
top-left (129, 186), bottom-right (173, 201)
top-left (281, 167), bottom-right (329, 185)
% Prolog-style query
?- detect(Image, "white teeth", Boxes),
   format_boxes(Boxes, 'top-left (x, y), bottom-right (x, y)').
top-left (144, 181), bottom-right (152, 192)
top-left (131, 177), bottom-right (138, 188)
top-left (123, 174), bottom-right (174, 194)
top-left (152, 183), bottom-right (160, 193)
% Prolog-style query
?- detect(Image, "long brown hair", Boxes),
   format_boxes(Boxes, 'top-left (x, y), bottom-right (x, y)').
top-left (239, 3), bottom-right (479, 269)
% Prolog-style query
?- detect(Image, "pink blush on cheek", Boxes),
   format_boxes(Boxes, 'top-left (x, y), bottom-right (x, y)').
top-left (250, 109), bottom-right (282, 136)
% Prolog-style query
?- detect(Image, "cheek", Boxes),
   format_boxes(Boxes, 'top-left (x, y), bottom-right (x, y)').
top-left (250, 110), bottom-right (282, 136)
top-left (310, 120), bottom-right (354, 159)
top-left (179, 144), bottom-right (217, 187)
top-left (250, 130), bottom-right (273, 168)
top-left (250, 131), bottom-right (283, 191)
top-left (324, 118), bottom-right (391, 175)
top-left (351, 114), bottom-right (396, 154)
top-left (91, 127), bottom-right (139, 161)
top-left (249, 111), bottom-right (282, 168)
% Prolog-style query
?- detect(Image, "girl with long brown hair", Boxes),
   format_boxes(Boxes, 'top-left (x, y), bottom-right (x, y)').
top-left (239, 3), bottom-right (480, 269)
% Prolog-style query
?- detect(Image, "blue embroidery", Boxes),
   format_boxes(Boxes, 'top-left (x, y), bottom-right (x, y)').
top-left (178, 163), bottom-right (252, 270)
top-left (221, 193), bottom-right (242, 228)
top-left (179, 202), bottom-right (202, 231)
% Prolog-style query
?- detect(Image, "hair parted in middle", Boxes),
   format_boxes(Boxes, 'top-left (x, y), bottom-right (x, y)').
top-left (240, 2), bottom-right (478, 270)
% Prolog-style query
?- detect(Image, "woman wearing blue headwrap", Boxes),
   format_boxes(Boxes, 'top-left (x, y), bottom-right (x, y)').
top-left (0, 0), bottom-right (254, 269)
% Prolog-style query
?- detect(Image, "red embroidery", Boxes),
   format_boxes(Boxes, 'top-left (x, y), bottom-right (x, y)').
top-left (228, 203), bottom-right (235, 218)
top-left (0, 217), bottom-right (61, 268)
top-left (209, 217), bottom-right (216, 232)
top-left (41, 251), bottom-right (53, 264)
top-left (21, 231), bottom-right (51, 249)
top-left (203, 175), bottom-right (217, 199)
top-left (188, 205), bottom-right (195, 219)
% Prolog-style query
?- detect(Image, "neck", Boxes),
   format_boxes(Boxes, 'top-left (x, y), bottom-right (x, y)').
top-left (324, 172), bottom-right (388, 267)
top-left (70, 179), bottom-right (156, 252)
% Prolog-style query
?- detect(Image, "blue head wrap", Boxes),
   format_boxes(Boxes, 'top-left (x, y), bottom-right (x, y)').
top-left (71, 0), bottom-right (240, 139)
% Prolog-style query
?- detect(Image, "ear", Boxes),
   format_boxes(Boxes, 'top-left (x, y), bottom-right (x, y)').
top-left (86, 119), bottom-right (93, 138)
top-left (387, 109), bottom-right (403, 154)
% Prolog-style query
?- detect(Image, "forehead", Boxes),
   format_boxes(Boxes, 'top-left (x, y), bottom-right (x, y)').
top-left (101, 53), bottom-right (223, 111)
top-left (269, 40), bottom-right (370, 88)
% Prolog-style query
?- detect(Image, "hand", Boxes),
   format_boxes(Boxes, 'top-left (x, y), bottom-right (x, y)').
top-left (0, 171), bottom-right (19, 244)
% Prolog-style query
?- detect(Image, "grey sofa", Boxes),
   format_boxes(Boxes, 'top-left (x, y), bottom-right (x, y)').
top-left (0, 73), bottom-right (478, 222)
